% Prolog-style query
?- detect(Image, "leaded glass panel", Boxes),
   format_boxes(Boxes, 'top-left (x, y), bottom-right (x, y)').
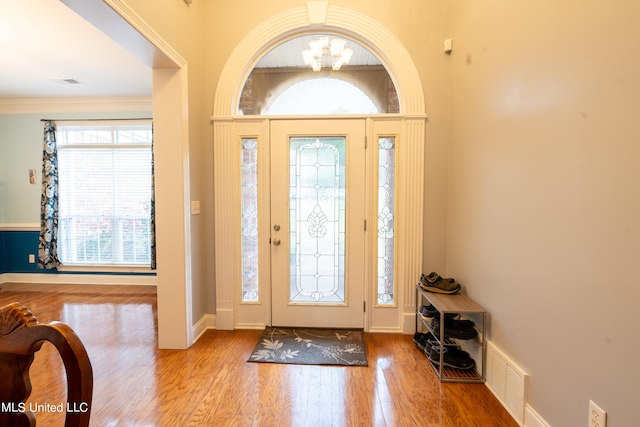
top-left (290, 137), bottom-right (346, 303)
top-left (241, 138), bottom-right (259, 302)
top-left (377, 137), bottom-right (395, 305)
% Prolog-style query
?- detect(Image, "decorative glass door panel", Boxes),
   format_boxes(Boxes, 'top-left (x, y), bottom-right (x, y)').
top-left (290, 137), bottom-right (346, 303)
top-left (271, 120), bottom-right (365, 328)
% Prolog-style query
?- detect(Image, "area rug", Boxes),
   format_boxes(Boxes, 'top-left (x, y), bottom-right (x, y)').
top-left (248, 327), bottom-right (368, 366)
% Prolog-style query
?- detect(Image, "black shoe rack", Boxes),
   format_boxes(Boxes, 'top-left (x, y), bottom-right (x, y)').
top-left (416, 285), bottom-right (487, 383)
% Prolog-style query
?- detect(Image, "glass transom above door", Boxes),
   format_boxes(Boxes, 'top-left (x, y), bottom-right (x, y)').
top-left (289, 137), bottom-right (346, 304)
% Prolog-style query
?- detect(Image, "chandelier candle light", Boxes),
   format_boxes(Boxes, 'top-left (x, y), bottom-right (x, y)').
top-left (302, 37), bottom-right (354, 71)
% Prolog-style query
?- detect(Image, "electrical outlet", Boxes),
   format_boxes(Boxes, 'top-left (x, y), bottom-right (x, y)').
top-left (589, 400), bottom-right (607, 427)
top-left (28, 254), bottom-right (35, 264)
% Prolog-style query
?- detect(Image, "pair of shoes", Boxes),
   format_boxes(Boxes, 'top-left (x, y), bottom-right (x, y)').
top-left (424, 337), bottom-right (457, 356)
top-left (431, 317), bottom-right (478, 340)
top-left (428, 346), bottom-right (476, 370)
top-left (419, 304), bottom-right (438, 318)
top-left (421, 305), bottom-right (457, 321)
top-left (419, 272), bottom-right (461, 294)
top-left (412, 332), bottom-right (434, 350)
top-left (421, 272), bottom-right (443, 284)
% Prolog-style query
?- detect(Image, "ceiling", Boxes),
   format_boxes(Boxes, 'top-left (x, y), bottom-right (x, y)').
top-left (0, 1), bottom-right (382, 101)
top-left (0, 0), bottom-right (152, 100)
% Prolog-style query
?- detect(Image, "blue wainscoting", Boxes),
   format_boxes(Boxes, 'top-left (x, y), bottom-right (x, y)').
top-left (0, 231), bottom-right (6, 273)
top-left (0, 230), bottom-right (156, 276)
top-left (1, 230), bottom-right (53, 274)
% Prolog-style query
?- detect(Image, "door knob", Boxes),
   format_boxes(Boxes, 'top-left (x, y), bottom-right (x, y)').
top-left (273, 224), bottom-right (281, 231)
top-left (273, 238), bottom-right (281, 246)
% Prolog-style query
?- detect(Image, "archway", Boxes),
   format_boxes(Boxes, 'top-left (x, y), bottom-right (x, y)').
top-left (213, 2), bottom-right (425, 118)
top-left (212, 2), bottom-right (426, 333)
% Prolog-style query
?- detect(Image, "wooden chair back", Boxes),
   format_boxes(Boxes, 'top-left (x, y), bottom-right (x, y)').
top-left (0, 302), bottom-right (93, 427)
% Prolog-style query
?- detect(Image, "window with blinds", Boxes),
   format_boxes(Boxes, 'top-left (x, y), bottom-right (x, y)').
top-left (57, 121), bottom-right (153, 266)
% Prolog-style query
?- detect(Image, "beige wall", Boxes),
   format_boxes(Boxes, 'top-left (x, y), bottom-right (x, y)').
top-left (122, 0), bottom-right (212, 324)
top-left (450, 0), bottom-right (640, 425)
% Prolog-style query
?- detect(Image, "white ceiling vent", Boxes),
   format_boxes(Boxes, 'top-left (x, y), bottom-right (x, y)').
top-left (48, 78), bottom-right (84, 85)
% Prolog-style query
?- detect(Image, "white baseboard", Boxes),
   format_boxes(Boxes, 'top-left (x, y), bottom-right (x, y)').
top-left (235, 323), bottom-right (266, 330)
top-left (190, 317), bottom-right (265, 346)
top-left (524, 405), bottom-right (551, 427)
top-left (368, 326), bottom-right (403, 333)
top-left (192, 314), bottom-right (216, 343)
top-left (0, 273), bottom-right (157, 286)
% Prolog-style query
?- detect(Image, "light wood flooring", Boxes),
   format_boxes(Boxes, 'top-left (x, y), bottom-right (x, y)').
top-left (0, 283), bottom-right (518, 427)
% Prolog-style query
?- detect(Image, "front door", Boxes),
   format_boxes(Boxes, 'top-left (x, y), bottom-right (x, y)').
top-left (270, 119), bottom-right (365, 328)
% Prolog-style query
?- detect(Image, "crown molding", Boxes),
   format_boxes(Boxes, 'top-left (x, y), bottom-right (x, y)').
top-left (0, 97), bottom-right (152, 114)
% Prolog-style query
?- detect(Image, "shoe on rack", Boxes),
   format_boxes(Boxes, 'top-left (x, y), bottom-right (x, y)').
top-left (428, 346), bottom-right (476, 370)
top-left (424, 337), bottom-right (457, 356)
top-left (412, 332), bottom-right (434, 350)
top-left (421, 272), bottom-right (443, 285)
top-left (412, 332), bottom-right (424, 348)
top-left (420, 277), bottom-right (461, 294)
top-left (421, 305), bottom-right (459, 319)
top-left (420, 304), bottom-right (439, 318)
top-left (454, 318), bottom-right (475, 329)
top-left (431, 317), bottom-right (478, 340)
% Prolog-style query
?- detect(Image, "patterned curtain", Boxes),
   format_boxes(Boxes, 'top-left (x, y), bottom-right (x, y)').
top-left (150, 124), bottom-right (156, 270)
top-left (38, 120), bottom-right (61, 269)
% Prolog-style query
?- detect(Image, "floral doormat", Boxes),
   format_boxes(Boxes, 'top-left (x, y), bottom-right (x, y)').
top-left (248, 327), bottom-right (368, 366)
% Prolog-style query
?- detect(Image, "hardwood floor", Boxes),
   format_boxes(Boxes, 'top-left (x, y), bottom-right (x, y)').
top-left (0, 283), bottom-right (518, 427)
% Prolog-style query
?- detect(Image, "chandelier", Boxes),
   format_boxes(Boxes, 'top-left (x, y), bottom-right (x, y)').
top-left (302, 37), bottom-right (353, 71)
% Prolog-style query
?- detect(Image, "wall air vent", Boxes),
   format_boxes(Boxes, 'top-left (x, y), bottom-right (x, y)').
top-left (486, 340), bottom-right (528, 426)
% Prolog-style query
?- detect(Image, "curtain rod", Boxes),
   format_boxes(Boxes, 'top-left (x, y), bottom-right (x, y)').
top-left (40, 118), bottom-right (152, 122)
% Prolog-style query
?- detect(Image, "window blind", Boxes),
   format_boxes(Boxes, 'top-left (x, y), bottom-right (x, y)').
top-left (57, 122), bottom-right (153, 266)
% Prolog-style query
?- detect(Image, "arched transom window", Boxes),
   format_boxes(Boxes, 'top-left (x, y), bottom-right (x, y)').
top-left (238, 34), bottom-right (399, 116)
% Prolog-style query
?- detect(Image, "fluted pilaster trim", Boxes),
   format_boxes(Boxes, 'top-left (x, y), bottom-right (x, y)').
top-left (213, 120), bottom-right (239, 329)
top-left (398, 119), bottom-right (425, 327)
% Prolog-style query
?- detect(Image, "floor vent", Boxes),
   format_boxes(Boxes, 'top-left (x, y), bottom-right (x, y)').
top-left (486, 340), bottom-right (528, 426)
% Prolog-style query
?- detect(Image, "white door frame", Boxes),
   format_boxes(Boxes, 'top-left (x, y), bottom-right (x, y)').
top-left (212, 3), bottom-right (426, 333)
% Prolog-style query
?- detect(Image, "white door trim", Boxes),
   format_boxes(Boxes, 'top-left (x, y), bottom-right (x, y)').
top-left (217, 115), bottom-right (424, 333)
top-left (212, 3), bottom-right (426, 333)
